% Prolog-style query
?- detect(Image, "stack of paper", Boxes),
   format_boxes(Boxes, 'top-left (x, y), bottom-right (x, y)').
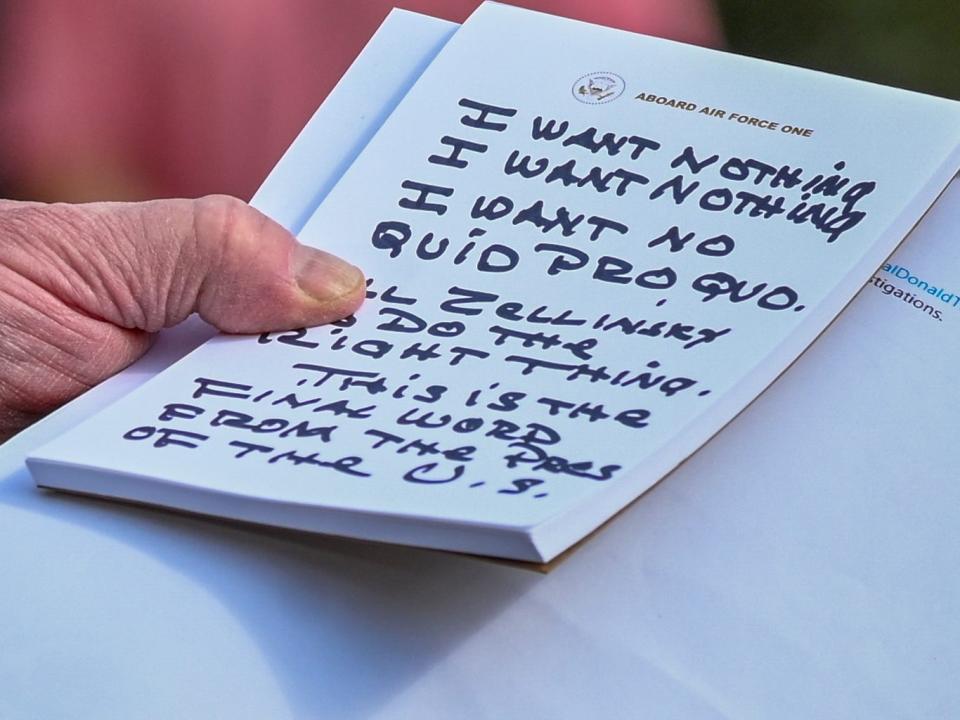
top-left (25, 3), bottom-right (960, 564)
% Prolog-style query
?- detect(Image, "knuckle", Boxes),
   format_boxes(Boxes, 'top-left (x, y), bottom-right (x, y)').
top-left (192, 194), bottom-right (260, 258)
top-left (191, 195), bottom-right (270, 285)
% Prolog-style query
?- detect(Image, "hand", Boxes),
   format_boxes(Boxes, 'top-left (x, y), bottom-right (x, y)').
top-left (0, 195), bottom-right (365, 441)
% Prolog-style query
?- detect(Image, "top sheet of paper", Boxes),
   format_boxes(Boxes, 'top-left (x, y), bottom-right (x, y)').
top-left (29, 3), bottom-right (960, 551)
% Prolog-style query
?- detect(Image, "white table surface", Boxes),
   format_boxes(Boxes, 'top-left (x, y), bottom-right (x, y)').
top-left (2, 296), bottom-right (958, 719)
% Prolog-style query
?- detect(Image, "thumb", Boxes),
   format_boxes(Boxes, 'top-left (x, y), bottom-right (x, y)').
top-left (6, 194), bottom-right (365, 334)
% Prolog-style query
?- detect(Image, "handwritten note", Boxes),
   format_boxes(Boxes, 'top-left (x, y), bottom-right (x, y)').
top-left (28, 3), bottom-right (960, 559)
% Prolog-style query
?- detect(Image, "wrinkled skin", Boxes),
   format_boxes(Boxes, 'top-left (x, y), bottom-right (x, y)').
top-left (0, 195), bottom-right (364, 441)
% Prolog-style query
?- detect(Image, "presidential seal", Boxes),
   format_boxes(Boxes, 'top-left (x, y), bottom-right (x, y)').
top-left (572, 72), bottom-right (626, 104)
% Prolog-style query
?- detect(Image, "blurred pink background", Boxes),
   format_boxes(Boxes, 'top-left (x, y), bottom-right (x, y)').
top-left (0, 0), bottom-right (721, 203)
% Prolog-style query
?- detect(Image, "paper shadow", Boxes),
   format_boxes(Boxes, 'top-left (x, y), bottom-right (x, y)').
top-left (0, 469), bottom-right (538, 719)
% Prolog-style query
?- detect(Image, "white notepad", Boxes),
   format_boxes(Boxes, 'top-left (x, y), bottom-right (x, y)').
top-left (26, 3), bottom-right (960, 562)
